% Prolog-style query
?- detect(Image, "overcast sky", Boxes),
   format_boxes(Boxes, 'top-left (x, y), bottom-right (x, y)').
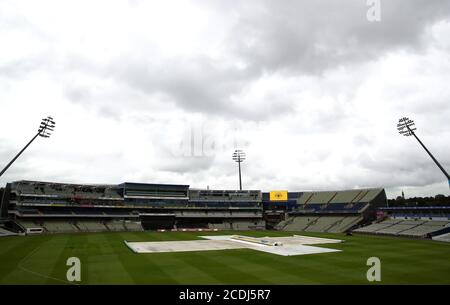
top-left (1, 0), bottom-right (450, 199)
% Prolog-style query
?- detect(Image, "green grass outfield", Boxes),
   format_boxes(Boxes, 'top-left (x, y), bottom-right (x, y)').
top-left (0, 230), bottom-right (449, 284)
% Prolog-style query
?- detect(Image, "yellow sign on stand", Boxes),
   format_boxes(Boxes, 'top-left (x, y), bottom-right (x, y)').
top-left (269, 190), bottom-right (288, 201)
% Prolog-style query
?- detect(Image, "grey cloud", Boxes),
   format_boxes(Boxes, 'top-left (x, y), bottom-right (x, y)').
top-left (98, 0), bottom-right (450, 120)
top-left (156, 156), bottom-right (215, 174)
top-left (0, 143), bottom-right (37, 183)
top-left (227, 0), bottom-right (450, 75)
top-left (107, 56), bottom-right (262, 117)
top-left (21, 0), bottom-right (450, 123)
top-left (354, 144), bottom-right (450, 188)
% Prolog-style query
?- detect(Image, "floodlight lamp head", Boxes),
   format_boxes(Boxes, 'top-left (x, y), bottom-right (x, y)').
top-left (397, 117), bottom-right (416, 136)
top-left (232, 149), bottom-right (246, 162)
top-left (38, 116), bottom-right (56, 138)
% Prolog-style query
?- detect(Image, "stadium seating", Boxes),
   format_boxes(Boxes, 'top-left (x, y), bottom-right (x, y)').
top-left (16, 218), bottom-right (144, 234)
top-left (7, 180), bottom-right (388, 234)
top-left (327, 216), bottom-right (363, 233)
top-left (0, 227), bottom-right (17, 237)
top-left (278, 216), bottom-right (318, 231)
top-left (43, 221), bottom-right (78, 233)
top-left (432, 232), bottom-right (450, 243)
top-left (354, 218), bottom-right (450, 237)
top-left (123, 221), bottom-right (143, 231)
top-left (304, 216), bottom-right (343, 232)
top-left (18, 220), bottom-right (44, 230)
top-left (328, 190), bottom-right (355, 203)
top-left (231, 220), bottom-right (265, 230)
top-left (105, 221), bottom-right (127, 231)
top-left (208, 222), bottom-right (232, 230)
top-left (75, 221), bottom-right (108, 232)
top-left (353, 219), bottom-right (401, 233)
top-left (398, 221), bottom-right (449, 237)
top-left (376, 223), bottom-right (422, 235)
top-left (298, 188), bottom-right (384, 206)
top-left (278, 215), bottom-right (362, 233)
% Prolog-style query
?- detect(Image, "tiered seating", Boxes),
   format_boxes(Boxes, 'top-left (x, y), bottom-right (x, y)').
top-left (230, 221), bottom-right (265, 230)
top-left (358, 189), bottom-right (384, 202)
top-left (279, 215), bottom-right (361, 233)
top-left (376, 220), bottom-right (424, 235)
top-left (298, 192), bottom-right (315, 205)
top-left (17, 218), bottom-right (145, 234)
top-left (353, 219), bottom-right (402, 233)
top-left (232, 221), bottom-right (251, 230)
top-left (354, 218), bottom-right (450, 237)
top-left (0, 227), bottom-right (17, 237)
top-left (398, 221), bottom-right (450, 237)
top-left (18, 220), bottom-right (44, 230)
top-left (296, 188), bottom-right (384, 214)
top-left (327, 216), bottom-right (363, 233)
top-left (281, 216), bottom-right (318, 231)
top-left (43, 221), bottom-right (78, 233)
top-left (105, 221), bottom-right (126, 231)
top-left (304, 192), bottom-right (336, 205)
top-left (329, 190), bottom-right (361, 203)
top-left (433, 232), bottom-right (450, 243)
top-left (123, 221), bottom-right (143, 231)
top-left (76, 221), bottom-right (108, 232)
top-left (305, 216), bottom-right (343, 232)
top-left (208, 222), bottom-right (232, 230)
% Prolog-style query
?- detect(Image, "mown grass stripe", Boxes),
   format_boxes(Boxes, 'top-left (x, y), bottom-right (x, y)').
top-left (0, 235), bottom-right (51, 284)
top-left (1, 231), bottom-right (449, 284)
top-left (18, 235), bottom-right (73, 285)
top-left (173, 249), bottom-right (274, 284)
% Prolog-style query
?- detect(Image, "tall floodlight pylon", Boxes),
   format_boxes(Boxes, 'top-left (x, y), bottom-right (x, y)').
top-left (397, 117), bottom-right (449, 189)
top-left (232, 149), bottom-right (246, 191)
top-left (0, 116), bottom-right (56, 178)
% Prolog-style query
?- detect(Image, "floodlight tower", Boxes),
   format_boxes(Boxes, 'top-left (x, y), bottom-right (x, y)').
top-left (0, 116), bottom-right (56, 178)
top-left (397, 117), bottom-right (450, 189)
top-left (232, 149), bottom-right (246, 190)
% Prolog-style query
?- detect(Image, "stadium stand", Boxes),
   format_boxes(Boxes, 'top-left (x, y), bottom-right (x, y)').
top-left (398, 221), bottom-right (450, 237)
top-left (18, 220), bottom-right (44, 229)
top-left (1, 180), bottom-right (390, 234)
top-left (43, 221), bottom-right (78, 233)
top-left (208, 222), bottom-right (232, 230)
top-left (432, 232), bottom-right (450, 243)
top-left (75, 220), bottom-right (107, 232)
top-left (105, 221), bottom-right (126, 232)
top-left (0, 227), bottom-right (17, 237)
top-left (278, 215), bottom-right (364, 233)
top-left (276, 216), bottom-right (318, 231)
top-left (354, 203), bottom-right (450, 239)
top-left (354, 218), bottom-right (450, 238)
top-left (276, 188), bottom-right (386, 233)
top-left (327, 216), bottom-right (363, 233)
top-left (15, 218), bottom-right (143, 234)
top-left (123, 221), bottom-right (143, 231)
top-left (353, 219), bottom-right (402, 233)
top-left (1, 180), bottom-right (265, 233)
top-left (304, 216), bottom-right (344, 232)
